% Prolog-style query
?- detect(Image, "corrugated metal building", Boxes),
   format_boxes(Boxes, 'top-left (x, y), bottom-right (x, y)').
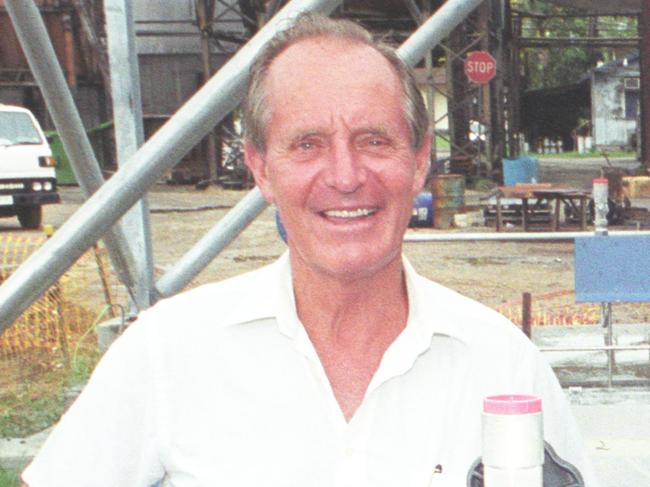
top-left (0, 0), bottom-right (245, 181)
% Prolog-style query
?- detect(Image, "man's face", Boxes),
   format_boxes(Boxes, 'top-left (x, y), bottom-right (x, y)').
top-left (246, 37), bottom-right (429, 281)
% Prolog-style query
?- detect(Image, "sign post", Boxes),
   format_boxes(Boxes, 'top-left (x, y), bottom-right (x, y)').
top-left (464, 51), bottom-right (497, 84)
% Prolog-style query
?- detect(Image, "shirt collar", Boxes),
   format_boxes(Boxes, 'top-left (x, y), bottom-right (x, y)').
top-left (218, 251), bottom-right (471, 348)
top-left (402, 255), bottom-right (472, 346)
top-left (361, 256), bottom-right (471, 391)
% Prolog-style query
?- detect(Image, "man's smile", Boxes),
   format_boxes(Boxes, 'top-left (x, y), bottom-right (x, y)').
top-left (320, 208), bottom-right (378, 219)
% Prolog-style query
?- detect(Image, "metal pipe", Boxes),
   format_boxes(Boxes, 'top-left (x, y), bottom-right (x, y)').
top-left (156, 0), bottom-right (484, 296)
top-left (105, 0), bottom-right (154, 310)
top-left (602, 302), bottom-right (614, 388)
top-left (397, 0), bottom-right (484, 67)
top-left (3, 0), bottom-right (139, 292)
top-left (0, 0), bottom-right (342, 332)
top-left (155, 188), bottom-right (269, 298)
top-left (157, 224), bottom-right (650, 298)
top-left (540, 345), bottom-right (650, 352)
top-left (404, 230), bottom-right (650, 242)
top-left (404, 0), bottom-right (423, 23)
top-left (266, 0), bottom-right (285, 21)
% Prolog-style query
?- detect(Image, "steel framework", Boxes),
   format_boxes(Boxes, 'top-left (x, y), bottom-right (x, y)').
top-left (0, 0), bottom-right (485, 332)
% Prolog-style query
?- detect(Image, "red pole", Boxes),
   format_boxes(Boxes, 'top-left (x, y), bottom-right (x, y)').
top-left (522, 292), bottom-right (532, 339)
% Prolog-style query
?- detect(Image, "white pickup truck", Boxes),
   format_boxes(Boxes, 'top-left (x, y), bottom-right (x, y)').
top-left (0, 104), bottom-right (60, 229)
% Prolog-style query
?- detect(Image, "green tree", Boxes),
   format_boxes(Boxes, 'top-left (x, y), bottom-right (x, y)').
top-left (512, 0), bottom-right (637, 89)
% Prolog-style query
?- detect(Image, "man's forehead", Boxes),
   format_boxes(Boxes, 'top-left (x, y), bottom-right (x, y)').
top-left (266, 36), bottom-right (396, 83)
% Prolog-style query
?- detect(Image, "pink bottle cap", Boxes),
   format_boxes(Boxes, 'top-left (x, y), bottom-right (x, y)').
top-left (592, 178), bottom-right (608, 184)
top-left (483, 395), bottom-right (542, 415)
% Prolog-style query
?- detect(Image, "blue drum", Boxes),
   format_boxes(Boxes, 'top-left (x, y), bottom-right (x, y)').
top-left (410, 191), bottom-right (433, 227)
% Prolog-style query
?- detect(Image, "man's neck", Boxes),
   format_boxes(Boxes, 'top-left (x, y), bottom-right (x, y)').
top-left (290, 254), bottom-right (409, 421)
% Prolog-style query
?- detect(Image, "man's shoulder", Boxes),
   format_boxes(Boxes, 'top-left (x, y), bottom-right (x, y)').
top-left (139, 259), bottom-right (281, 331)
top-left (411, 271), bottom-right (529, 347)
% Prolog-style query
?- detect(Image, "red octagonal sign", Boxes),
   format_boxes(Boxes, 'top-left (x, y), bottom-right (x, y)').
top-left (464, 51), bottom-right (497, 84)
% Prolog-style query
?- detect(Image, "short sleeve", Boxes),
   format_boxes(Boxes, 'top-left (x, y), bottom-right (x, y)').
top-left (22, 315), bottom-right (165, 487)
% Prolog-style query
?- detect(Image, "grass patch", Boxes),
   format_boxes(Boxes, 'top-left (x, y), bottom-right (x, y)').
top-left (435, 135), bottom-right (450, 150)
top-left (533, 150), bottom-right (636, 159)
top-left (0, 343), bottom-right (101, 439)
top-left (0, 466), bottom-right (21, 487)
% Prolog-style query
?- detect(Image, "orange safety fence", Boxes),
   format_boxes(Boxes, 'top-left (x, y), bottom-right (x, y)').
top-left (494, 289), bottom-right (650, 326)
top-left (0, 234), bottom-right (127, 364)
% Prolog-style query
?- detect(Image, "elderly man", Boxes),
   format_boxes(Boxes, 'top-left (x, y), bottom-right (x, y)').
top-left (23, 13), bottom-right (596, 487)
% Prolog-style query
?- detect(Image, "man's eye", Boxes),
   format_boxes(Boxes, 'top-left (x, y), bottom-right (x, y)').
top-left (299, 141), bottom-right (315, 150)
top-left (360, 136), bottom-right (389, 148)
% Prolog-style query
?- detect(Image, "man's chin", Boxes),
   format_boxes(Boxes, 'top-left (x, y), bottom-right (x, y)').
top-left (290, 246), bottom-right (402, 282)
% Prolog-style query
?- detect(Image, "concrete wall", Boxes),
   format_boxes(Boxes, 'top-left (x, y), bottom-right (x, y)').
top-left (133, 0), bottom-right (200, 55)
top-left (133, 0), bottom-right (241, 114)
top-left (133, 0), bottom-right (245, 55)
top-left (139, 53), bottom-right (228, 115)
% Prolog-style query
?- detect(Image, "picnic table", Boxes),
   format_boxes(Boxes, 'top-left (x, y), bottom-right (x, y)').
top-left (495, 183), bottom-right (590, 232)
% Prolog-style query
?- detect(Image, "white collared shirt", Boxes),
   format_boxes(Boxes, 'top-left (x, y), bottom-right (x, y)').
top-left (23, 253), bottom-right (597, 487)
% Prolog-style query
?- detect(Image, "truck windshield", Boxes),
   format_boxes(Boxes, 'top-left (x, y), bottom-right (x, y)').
top-left (0, 112), bottom-right (43, 145)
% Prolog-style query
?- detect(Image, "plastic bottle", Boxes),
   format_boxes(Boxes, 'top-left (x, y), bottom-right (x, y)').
top-left (482, 394), bottom-right (544, 487)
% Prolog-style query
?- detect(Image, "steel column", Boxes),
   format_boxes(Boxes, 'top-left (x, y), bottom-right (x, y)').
top-left (196, 0), bottom-right (219, 181)
top-left (155, 188), bottom-right (269, 297)
top-left (640, 1), bottom-right (650, 169)
top-left (104, 0), bottom-right (154, 310)
top-left (0, 0), bottom-right (342, 332)
top-left (398, 0), bottom-right (484, 67)
top-left (3, 0), bottom-right (139, 293)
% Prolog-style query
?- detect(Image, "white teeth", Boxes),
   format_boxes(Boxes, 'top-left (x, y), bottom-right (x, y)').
top-left (323, 208), bottom-right (375, 218)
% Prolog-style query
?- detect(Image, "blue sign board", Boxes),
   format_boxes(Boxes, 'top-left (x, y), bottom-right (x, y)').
top-left (575, 235), bottom-right (650, 303)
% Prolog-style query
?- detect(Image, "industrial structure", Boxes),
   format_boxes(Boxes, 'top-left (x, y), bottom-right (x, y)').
top-left (0, 0), bottom-right (649, 330)
top-left (2, 1), bottom-right (648, 178)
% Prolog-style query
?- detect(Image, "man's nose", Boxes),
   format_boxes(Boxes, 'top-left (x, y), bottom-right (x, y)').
top-left (324, 143), bottom-right (367, 193)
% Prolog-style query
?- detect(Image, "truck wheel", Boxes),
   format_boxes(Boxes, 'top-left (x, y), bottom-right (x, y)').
top-left (17, 206), bottom-right (43, 229)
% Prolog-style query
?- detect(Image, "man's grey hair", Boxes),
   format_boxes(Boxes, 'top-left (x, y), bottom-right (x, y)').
top-left (243, 13), bottom-right (429, 153)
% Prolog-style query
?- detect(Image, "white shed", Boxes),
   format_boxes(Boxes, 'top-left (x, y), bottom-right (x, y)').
top-left (589, 56), bottom-right (640, 149)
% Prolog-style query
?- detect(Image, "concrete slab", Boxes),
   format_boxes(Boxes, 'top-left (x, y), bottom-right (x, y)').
top-left (534, 324), bottom-right (650, 387)
top-left (569, 388), bottom-right (650, 487)
top-left (0, 427), bottom-right (51, 470)
top-left (536, 325), bottom-right (650, 485)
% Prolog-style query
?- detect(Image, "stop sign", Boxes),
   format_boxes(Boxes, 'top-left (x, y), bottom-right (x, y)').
top-left (464, 51), bottom-right (497, 84)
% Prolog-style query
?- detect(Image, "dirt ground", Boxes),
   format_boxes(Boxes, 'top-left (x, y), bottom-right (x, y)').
top-left (0, 156), bottom-right (644, 316)
top-left (34, 186), bottom-right (572, 309)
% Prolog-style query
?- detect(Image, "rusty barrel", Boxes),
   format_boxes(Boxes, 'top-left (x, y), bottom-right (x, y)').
top-left (431, 175), bottom-right (465, 229)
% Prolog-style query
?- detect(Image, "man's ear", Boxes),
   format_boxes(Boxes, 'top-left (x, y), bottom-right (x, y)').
top-left (244, 141), bottom-right (275, 204)
top-left (412, 132), bottom-right (432, 193)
